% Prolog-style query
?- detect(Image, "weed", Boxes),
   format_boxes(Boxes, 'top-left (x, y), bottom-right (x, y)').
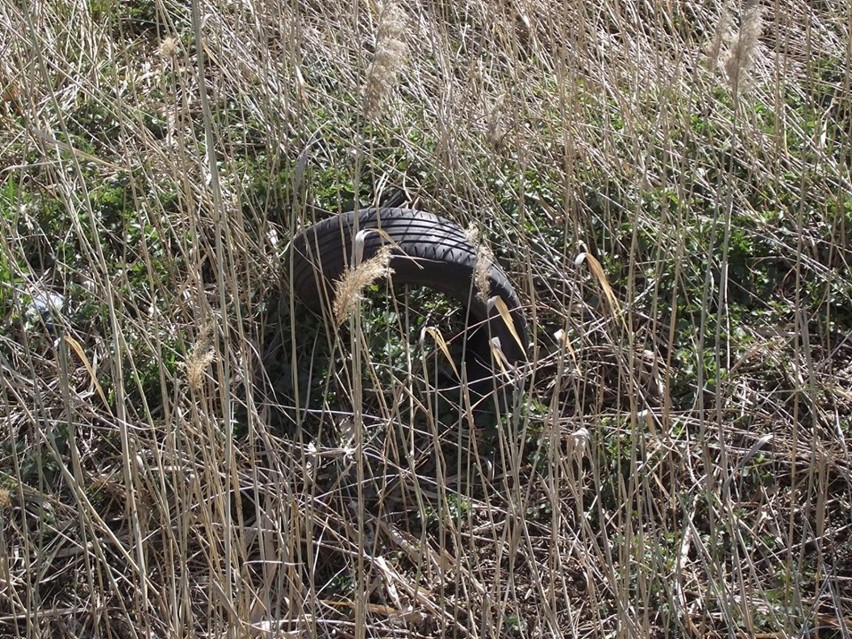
top-left (1, 1), bottom-right (850, 637)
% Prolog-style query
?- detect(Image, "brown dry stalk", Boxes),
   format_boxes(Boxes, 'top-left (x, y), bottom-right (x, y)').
top-left (364, 2), bottom-right (408, 119)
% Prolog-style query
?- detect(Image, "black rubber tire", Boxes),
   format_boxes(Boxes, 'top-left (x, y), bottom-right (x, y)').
top-left (285, 208), bottom-right (528, 380)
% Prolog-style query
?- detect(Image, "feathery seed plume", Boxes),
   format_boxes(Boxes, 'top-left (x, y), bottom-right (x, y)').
top-left (485, 95), bottom-right (507, 151)
top-left (705, 8), bottom-right (730, 70)
top-left (186, 327), bottom-right (215, 392)
top-left (723, 0), bottom-right (762, 95)
top-left (363, 2), bottom-right (408, 119)
top-left (466, 224), bottom-right (494, 303)
top-left (333, 245), bottom-right (395, 324)
top-left (158, 36), bottom-right (179, 60)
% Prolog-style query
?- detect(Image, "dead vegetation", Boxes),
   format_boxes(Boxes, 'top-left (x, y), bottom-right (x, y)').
top-left (0, 0), bottom-right (850, 638)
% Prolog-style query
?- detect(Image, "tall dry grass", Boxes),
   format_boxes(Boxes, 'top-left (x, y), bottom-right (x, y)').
top-left (0, 0), bottom-right (850, 638)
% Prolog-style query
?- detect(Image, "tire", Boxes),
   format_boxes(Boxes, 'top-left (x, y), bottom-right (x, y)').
top-left (285, 208), bottom-right (528, 384)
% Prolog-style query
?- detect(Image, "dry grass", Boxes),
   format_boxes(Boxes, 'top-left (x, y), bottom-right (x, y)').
top-left (1, 0), bottom-right (850, 638)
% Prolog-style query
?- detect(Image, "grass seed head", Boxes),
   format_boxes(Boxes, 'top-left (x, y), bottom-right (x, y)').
top-left (705, 8), bottom-right (731, 70)
top-left (466, 224), bottom-right (494, 303)
top-left (724, 0), bottom-right (762, 94)
top-left (186, 328), bottom-right (215, 393)
top-left (363, 2), bottom-right (408, 119)
top-left (333, 245), bottom-right (395, 324)
top-left (158, 36), bottom-right (179, 60)
top-left (485, 95), bottom-right (508, 151)
top-left (474, 243), bottom-right (494, 303)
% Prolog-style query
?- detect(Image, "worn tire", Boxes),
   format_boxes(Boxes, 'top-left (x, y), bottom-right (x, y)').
top-left (286, 208), bottom-right (528, 383)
